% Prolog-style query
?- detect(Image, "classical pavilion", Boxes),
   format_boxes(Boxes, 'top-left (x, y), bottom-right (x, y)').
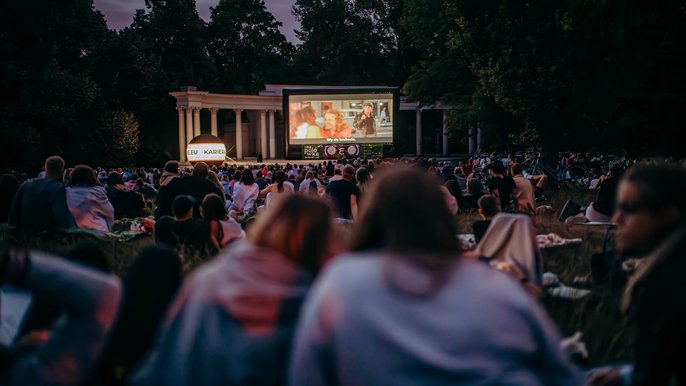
top-left (170, 84), bottom-right (480, 161)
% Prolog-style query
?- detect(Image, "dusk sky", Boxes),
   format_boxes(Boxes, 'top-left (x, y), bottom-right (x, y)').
top-left (93, 0), bottom-right (300, 43)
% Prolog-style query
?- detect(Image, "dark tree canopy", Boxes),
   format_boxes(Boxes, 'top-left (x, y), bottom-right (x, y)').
top-left (1, 0), bottom-right (684, 170)
top-left (206, 0), bottom-right (295, 94)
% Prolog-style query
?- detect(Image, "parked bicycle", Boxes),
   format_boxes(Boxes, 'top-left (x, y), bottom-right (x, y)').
top-left (523, 156), bottom-right (591, 190)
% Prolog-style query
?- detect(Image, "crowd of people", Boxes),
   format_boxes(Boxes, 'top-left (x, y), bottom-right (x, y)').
top-left (0, 153), bottom-right (685, 386)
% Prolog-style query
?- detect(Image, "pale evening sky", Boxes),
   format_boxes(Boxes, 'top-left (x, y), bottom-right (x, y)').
top-left (92, 0), bottom-right (300, 43)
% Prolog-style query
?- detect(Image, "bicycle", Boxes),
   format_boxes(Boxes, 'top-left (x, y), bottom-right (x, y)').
top-left (523, 157), bottom-right (591, 191)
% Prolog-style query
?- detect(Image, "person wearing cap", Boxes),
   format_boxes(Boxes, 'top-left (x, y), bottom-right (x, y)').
top-left (353, 102), bottom-right (376, 136)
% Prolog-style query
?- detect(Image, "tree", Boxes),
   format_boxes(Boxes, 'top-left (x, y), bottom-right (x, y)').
top-left (0, 0), bottom-right (114, 169)
top-left (401, 0), bottom-right (524, 152)
top-left (448, 0), bottom-right (686, 156)
top-left (114, 0), bottom-right (216, 164)
top-left (206, 0), bottom-right (294, 94)
top-left (292, 0), bottom-right (402, 85)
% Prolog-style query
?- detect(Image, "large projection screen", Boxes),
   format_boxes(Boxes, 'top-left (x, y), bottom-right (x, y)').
top-left (284, 88), bottom-right (398, 146)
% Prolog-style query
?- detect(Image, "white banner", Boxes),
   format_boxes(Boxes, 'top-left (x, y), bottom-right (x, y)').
top-left (187, 143), bottom-right (226, 162)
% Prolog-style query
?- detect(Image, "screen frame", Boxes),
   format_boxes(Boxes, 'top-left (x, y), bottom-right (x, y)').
top-left (283, 87), bottom-right (399, 154)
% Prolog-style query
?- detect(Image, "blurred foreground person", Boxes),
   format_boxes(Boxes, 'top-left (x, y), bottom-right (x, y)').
top-left (131, 195), bottom-right (336, 386)
top-left (0, 248), bottom-right (121, 386)
top-left (589, 162), bottom-right (686, 386)
top-left (289, 166), bottom-right (580, 386)
top-left (92, 245), bottom-right (182, 386)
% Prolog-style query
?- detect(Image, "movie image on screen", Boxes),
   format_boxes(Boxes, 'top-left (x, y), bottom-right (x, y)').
top-left (284, 88), bottom-right (397, 146)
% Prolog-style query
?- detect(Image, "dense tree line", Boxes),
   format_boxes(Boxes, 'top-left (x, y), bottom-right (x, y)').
top-left (1, 0), bottom-right (683, 170)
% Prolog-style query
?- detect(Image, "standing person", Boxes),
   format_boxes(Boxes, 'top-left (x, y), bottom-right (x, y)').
top-left (289, 166), bottom-right (581, 386)
top-left (325, 165), bottom-right (359, 220)
top-left (8, 155), bottom-right (75, 232)
top-left (66, 165), bottom-right (115, 232)
top-left (353, 102), bottom-right (376, 136)
top-left (589, 162), bottom-right (686, 386)
top-left (130, 195), bottom-right (336, 386)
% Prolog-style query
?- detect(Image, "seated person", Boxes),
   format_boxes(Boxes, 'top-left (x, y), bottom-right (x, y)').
top-left (473, 212), bottom-right (543, 297)
top-left (105, 172), bottom-right (148, 219)
top-left (473, 194), bottom-right (499, 243)
top-left (585, 162), bottom-right (623, 222)
top-left (511, 163), bottom-right (536, 215)
top-left (154, 195), bottom-right (201, 250)
top-left (0, 248), bottom-right (121, 386)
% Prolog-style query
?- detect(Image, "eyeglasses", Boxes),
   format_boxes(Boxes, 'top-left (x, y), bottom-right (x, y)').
top-left (615, 201), bottom-right (651, 216)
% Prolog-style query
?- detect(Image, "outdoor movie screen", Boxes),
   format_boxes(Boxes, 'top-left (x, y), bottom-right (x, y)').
top-left (284, 88), bottom-right (398, 146)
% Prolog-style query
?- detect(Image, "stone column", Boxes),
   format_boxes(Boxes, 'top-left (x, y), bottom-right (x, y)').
top-left (234, 109), bottom-right (243, 159)
top-left (442, 110), bottom-right (449, 156)
top-left (209, 107), bottom-right (219, 137)
top-left (415, 109), bottom-right (422, 156)
top-left (260, 110), bottom-right (267, 160)
top-left (269, 110), bottom-right (276, 159)
top-left (193, 107), bottom-right (201, 137)
top-left (185, 107), bottom-right (193, 144)
top-left (177, 107), bottom-right (186, 161)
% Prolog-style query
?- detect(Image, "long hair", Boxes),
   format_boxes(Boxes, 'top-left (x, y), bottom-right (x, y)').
top-left (351, 166), bottom-right (462, 296)
top-left (197, 193), bottom-right (227, 252)
top-left (325, 109), bottom-right (347, 131)
top-left (248, 195), bottom-right (334, 273)
top-left (274, 171), bottom-right (286, 193)
top-left (352, 166), bottom-right (460, 255)
top-left (69, 165), bottom-right (98, 186)
top-left (240, 169), bottom-right (255, 185)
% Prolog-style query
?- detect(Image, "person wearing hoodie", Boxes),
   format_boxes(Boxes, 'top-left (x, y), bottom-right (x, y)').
top-left (155, 162), bottom-right (223, 219)
top-left (158, 161), bottom-right (180, 188)
top-left (130, 194), bottom-right (336, 386)
top-left (66, 165), bottom-right (115, 233)
top-left (154, 161), bottom-right (181, 218)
